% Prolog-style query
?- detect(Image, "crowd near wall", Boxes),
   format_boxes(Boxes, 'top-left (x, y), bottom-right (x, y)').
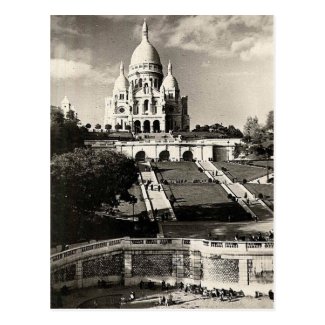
top-left (51, 238), bottom-right (273, 295)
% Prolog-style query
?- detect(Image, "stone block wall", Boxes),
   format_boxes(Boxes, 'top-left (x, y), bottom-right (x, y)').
top-left (51, 238), bottom-right (273, 293)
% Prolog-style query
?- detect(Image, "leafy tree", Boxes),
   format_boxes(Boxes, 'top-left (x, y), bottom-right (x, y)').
top-left (115, 123), bottom-right (122, 132)
top-left (105, 124), bottom-right (112, 132)
top-left (51, 107), bottom-right (64, 125)
top-left (85, 123), bottom-right (91, 129)
top-left (95, 124), bottom-right (101, 130)
top-left (51, 106), bottom-right (84, 157)
top-left (243, 116), bottom-right (263, 143)
top-left (264, 110), bottom-right (274, 132)
top-left (51, 148), bottom-right (138, 245)
top-left (66, 110), bottom-right (78, 122)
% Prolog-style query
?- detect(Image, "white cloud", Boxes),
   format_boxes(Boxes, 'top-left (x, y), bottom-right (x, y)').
top-left (238, 38), bottom-right (273, 61)
top-left (51, 59), bottom-right (116, 85)
top-left (51, 42), bottom-right (93, 63)
top-left (156, 15), bottom-right (273, 62)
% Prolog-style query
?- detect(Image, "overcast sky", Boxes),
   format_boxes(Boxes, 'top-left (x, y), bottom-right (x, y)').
top-left (51, 15), bottom-right (273, 130)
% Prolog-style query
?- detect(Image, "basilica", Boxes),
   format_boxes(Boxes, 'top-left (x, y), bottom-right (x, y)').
top-left (104, 20), bottom-right (190, 133)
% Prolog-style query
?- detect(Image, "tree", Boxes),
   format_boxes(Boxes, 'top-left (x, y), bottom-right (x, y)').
top-left (66, 110), bottom-right (78, 122)
top-left (243, 116), bottom-right (262, 143)
top-left (95, 124), bottom-right (101, 130)
top-left (115, 123), bottom-right (122, 132)
top-left (51, 106), bottom-right (84, 157)
top-left (264, 110), bottom-right (274, 132)
top-left (51, 148), bottom-right (138, 244)
top-left (51, 107), bottom-right (64, 125)
top-left (125, 125), bottom-right (131, 132)
top-left (85, 123), bottom-right (91, 129)
top-left (105, 124), bottom-right (112, 132)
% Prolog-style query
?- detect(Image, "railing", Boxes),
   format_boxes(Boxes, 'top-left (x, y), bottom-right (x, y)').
top-left (51, 237), bottom-right (274, 266)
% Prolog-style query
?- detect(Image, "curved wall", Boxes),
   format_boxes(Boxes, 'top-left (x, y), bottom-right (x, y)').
top-left (51, 238), bottom-right (273, 294)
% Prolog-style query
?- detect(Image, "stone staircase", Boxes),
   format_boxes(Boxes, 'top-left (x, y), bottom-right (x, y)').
top-left (139, 163), bottom-right (176, 222)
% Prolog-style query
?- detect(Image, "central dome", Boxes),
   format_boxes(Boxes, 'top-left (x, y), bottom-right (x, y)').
top-left (130, 20), bottom-right (161, 66)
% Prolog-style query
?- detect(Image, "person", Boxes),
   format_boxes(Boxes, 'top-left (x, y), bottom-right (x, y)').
top-left (168, 293), bottom-right (173, 305)
top-left (151, 184), bottom-right (154, 191)
top-left (180, 282), bottom-right (184, 290)
top-left (158, 296), bottom-right (161, 305)
top-left (161, 296), bottom-right (166, 305)
top-left (162, 280), bottom-right (166, 291)
top-left (93, 299), bottom-right (98, 308)
top-left (158, 185), bottom-right (161, 192)
top-left (139, 280), bottom-right (143, 289)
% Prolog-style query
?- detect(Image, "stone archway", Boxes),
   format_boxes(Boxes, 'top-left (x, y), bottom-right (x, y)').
top-left (153, 120), bottom-right (160, 133)
top-left (135, 151), bottom-right (146, 162)
top-left (159, 150), bottom-right (170, 161)
top-left (134, 120), bottom-right (141, 133)
top-left (183, 150), bottom-right (193, 162)
top-left (143, 120), bottom-right (150, 133)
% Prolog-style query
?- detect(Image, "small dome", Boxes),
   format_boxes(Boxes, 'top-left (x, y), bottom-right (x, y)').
top-left (130, 20), bottom-right (161, 66)
top-left (161, 60), bottom-right (179, 90)
top-left (113, 62), bottom-right (129, 92)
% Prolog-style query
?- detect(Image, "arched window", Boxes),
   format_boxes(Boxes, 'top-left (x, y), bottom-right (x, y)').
top-left (144, 100), bottom-right (149, 112)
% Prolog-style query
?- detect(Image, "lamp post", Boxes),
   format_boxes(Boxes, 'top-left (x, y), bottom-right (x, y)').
top-left (130, 195), bottom-right (138, 222)
top-left (227, 140), bottom-right (230, 161)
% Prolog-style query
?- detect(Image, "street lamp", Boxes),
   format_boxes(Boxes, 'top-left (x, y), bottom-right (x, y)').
top-left (130, 195), bottom-right (138, 222)
top-left (227, 140), bottom-right (230, 161)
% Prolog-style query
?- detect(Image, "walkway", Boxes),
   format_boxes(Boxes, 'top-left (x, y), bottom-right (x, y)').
top-left (139, 163), bottom-right (176, 221)
top-left (197, 161), bottom-right (233, 184)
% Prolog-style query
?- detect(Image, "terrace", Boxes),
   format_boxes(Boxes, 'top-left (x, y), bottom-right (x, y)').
top-left (154, 162), bottom-right (208, 183)
top-left (213, 162), bottom-right (269, 183)
top-left (164, 183), bottom-right (250, 221)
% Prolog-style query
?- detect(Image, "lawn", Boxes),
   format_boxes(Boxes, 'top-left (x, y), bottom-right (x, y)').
top-left (244, 184), bottom-right (274, 201)
top-left (213, 162), bottom-right (269, 182)
top-left (164, 183), bottom-right (250, 222)
top-left (154, 162), bottom-right (208, 182)
top-left (117, 184), bottom-right (147, 219)
top-left (244, 184), bottom-right (274, 211)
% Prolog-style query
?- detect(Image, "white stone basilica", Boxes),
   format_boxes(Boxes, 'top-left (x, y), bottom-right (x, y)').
top-left (104, 20), bottom-right (190, 133)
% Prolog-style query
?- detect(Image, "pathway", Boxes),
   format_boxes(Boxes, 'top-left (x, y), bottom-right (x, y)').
top-left (139, 163), bottom-right (176, 221)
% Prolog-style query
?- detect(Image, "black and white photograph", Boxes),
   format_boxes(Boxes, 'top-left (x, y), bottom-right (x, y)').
top-left (3, 0), bottom-right (325, 323)
top-left (50, 15), bottom-right (274, 309)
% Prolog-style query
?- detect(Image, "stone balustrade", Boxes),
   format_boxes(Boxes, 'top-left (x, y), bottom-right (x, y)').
top-left (51, 237), bottom-right (273, 293)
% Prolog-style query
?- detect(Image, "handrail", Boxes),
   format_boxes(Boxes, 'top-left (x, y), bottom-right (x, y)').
top-left (51, 237), bottom-right (274, 262)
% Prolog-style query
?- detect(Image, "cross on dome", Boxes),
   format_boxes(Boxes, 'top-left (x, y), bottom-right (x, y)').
top-left (142, 19), bottom-right (148, 40)
top-left (120, 61), bottom-right (125, 75)
top-left (168, 60), bottom-right (173, 75)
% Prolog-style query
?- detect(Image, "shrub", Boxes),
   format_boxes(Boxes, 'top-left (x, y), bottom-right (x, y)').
top-left (258, 193), bottom-right (264, 199)
top-left (198, 167), bottom-right (203, 172)
top-left (243, 179), bottom-right (247, 184)
top-left (227, 193), bottom-right (233, 200)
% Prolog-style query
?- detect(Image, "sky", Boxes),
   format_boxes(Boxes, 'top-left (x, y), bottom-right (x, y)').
top-left (51, 15), bottom-right (273, 130)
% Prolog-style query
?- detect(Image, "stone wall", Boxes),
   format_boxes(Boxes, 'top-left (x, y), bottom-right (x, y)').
top-left (51, 238), bottom-right (273, 294)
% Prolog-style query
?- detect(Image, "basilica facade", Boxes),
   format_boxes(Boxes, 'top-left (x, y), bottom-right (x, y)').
top-left (104, 20), bottom-right (190, 133)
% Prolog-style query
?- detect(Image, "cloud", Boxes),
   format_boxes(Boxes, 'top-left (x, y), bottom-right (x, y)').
top-left (51, 42), bottom-right (93, 63)
top-left (51, 59), bottom-right (116, 85)
top-left (51, 16), bottom-right (82, 36)
top-left (153, 15), bottom-right (273, 62)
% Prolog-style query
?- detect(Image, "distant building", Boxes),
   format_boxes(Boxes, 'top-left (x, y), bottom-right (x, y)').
top-left (104, 20), bottom-right (190, 133)
top-left (60, 96), bottom-right (77, 119)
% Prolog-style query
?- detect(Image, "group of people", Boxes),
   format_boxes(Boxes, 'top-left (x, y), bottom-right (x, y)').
top-left (144, 179), bottom-right (161, 192)
top-left (158, 294), bottom-right (173, 306)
